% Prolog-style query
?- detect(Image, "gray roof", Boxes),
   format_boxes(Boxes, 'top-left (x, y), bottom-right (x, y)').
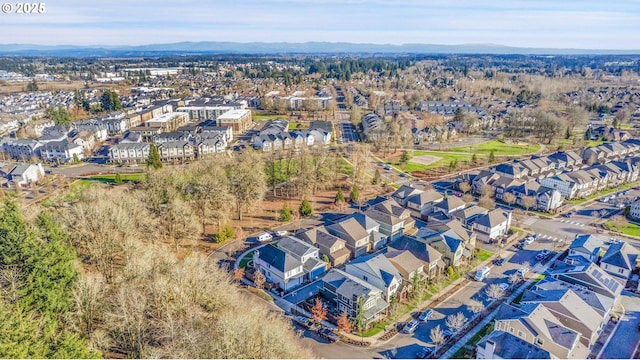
top-left (385, 250), bottom-right (424, 277)
top-left (477, 330), bottom-right (551, 359)
top-left (601, 242), bottom-right (639, 272)
top-left (472, 209), bottom-right (508, 228)
top-left (569, 234), bottom-right (603, 257)
top-left (8, 163), bottom-right (31, 176)
top-left (346, 253), bottom-right (402, 288)
top-left (277, 236), bottom-right (317, 260)
top-left (406, 189), bottom-right (443, 207)
top-left (257, 244), bottom-right (302, 273)
top-left (391, 185), bottom-right (423, 201)
top-left (434, 196), bottom-right (466, 213)
top-left (388, 235), bottom-right (443, 265)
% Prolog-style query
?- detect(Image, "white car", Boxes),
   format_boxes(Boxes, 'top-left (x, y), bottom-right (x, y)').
top-left (402, 319), bottom-right (419, 334)
top-left (524, 237), bottom-right (535, 245)
top-left (257, 232), bottom-right (273, 242)
top-left (274, 230), bottom-right (288, 237)
top-left (517, 267), bottom-right (529, 277)
top-left (498, 283), bottom-right (509, 291)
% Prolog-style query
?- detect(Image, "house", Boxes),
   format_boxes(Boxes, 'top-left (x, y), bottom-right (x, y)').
top-left (470, 209), bottom-right (512, 243)
top-left (385, 250), bottom-right (425, 283)
top-left (196, 136), bottom-right (227, 157)
top-left (296, 227), bottom-right (350, 267)
top-left (361, 113), bottom-right (384, 141)
top-left (630, 198), bottom-right (640, 220)
top-left (388, 235), bottom-right (444, 279)
top-left (421, 229), bottom-right (468, 267)
top-left (491, 303), bottom-right (590, 359)
top-left (547, 151), bottom-right (584, 170)
top-left (326, 217), bottom-right (371, 259)
top-left (405, 189), bottom-right (444, 213)
top-left (1, 138), bottom-right (42, 160)
top-left (156, 141), bottom-right (195, 162)
top-left (429, 219), bottom-right (477, 255)
top-left (365, 198), bottom-right (415, 241)
top-left (533, 277), bottom-right (615, 318)
top-left (344, 253), bottom-right (403, 302)
top-left (429, 196), bottom-right (466, 216)
top-left (599, 242), bottom-right (638, 280)
top-left (549, 263), bottom-right (623, 301)
top-left (40, 140), bottom-right (84, 163)
top-left (476, 330), bottom-right (551, 359)
top-left (253, 236), bottom-right (326, 292)
top-left (109, 143), bottom-right (150, 164)
top-left (506, 181), bottom-right (564, 212)
top-left (340, 212), bottom-right (387, 252)
top-left (391, 185), bottom-right (425, 207)
top-left (520, 287), bottom-right (606, 348)
top-left (568, 234), bottom-right (603, 264)
top-left (253, 244), bottom-right (304, 292)
top-left (7, 163), bottom-right (44, 187)
top-left (450, 205), bottom-right (488, 226)
top-left (321, 268), bottom-right (389, 326)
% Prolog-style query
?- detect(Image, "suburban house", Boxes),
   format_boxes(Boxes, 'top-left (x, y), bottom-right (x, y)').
top-left (156, 141), bottom-right (195, 162)
top-left (0, 138), bottom-right (42, 160)
top-left (7, 163), bottom-right (45, 187)
top-left (428, 219), bottom-right (477, 255)
top-left (599, 242), bottom-right (638, 280)
top-left (629, 198), bottom-right (640, 220)
top-left (476, 330), bottom-right (551, 359)
top-left (567, 234), bottom-right (604, 264)
top-left (420, 229), bottom-right (467, 267)
top-left (391, 185), bottom-right (425, 207)
top-left (533, 277), bottom-right (616, 319)
top-left (344, 253), bottom-right (403, 302)
top-left (384, 250), bottom-right (425, 284)
top-left (296, 227), bottom-right (351, 267)
top-left (470, 209), bottom-right (512, 243)
top-left (326, 217), bottom-right (372, 259)
top-left (387, 235), bottom-right (444, 279)
top-left (109, 143), bottom-right (150, 164)
top-left (40, 140), bottom-right (84, 163)
top-left (339, 212), bottom-right (387, 252)
top-left (253, 236), bottom-right (326, 292)
top-left (365, 198), bottom-right (415, 241)
top-left (405, 189), bottom-right (444, 214)
top-left (550, 263), bottom-right (623, 301)
top-left (490, 303), bottom-right (590, 359)
top-left (505, 181), bottom-right (564, 212)
top-left (450, 205), bottom-right (488, 226)
top-left (321, 268), bottom-right (389, 326)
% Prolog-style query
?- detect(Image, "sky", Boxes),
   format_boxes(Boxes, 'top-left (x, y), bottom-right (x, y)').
top-left (1, 0), bottom-right (639, 49)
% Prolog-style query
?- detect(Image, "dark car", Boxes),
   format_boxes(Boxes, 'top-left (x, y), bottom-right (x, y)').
top-left (416, 346), bottom-right (435, 359)
top-left (317, 328), bottom-right (339, 343)
top-left (494, 258), bottom-right (506, 266)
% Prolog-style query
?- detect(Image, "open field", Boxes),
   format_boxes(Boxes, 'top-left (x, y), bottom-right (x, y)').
top-left (605, 221), bottom-right (640, 237)
top-left (402, 151), bottom-right (483, 171)
top-left (450, 140), bottom-right (540, 156)
top-left (88, 173), bottom-right (146, 183)
top-left (252, 113), bottom-right (289, 121)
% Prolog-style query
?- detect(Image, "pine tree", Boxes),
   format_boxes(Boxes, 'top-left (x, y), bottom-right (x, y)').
top-left (334, 189), bottom-right (345, 204)
top-left (372, 169), bottom-right (382, 185)
top-left (147, 144), bottom-right (162, 169)
top-left (280, 202), bottom-right (292, 222)
top-left (27, 79), bottom-right (38, 92)
top-left (349, 184), bottom-right (360, 204)
top-left (488, 150), bottom-right (496, 164)
top-left (299, 198), bottom-right (313, 217)
top-left (114, 172), bottom-right (123, 185)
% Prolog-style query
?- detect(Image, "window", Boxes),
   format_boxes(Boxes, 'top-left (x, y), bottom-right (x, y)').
top-left (363, 275), bottom-right (368, 281)
top-left (509, 327), bottom-right (514, 333)
top-left (619, 268), bottom-right (625, 274)
top-left (536, 338), bottom-right (544, 346)
top-left (518, 331), bottom-right (526, 340)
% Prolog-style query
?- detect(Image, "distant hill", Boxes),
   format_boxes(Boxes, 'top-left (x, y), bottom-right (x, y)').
top-left (0, 41), bottom-right (638, 56)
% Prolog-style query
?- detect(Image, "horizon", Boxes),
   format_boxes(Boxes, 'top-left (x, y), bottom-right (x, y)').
top-left (1, 0), bottom-right (639, 50)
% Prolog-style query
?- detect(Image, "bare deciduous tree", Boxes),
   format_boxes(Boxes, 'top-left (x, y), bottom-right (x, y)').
top-left (521, 195), bottom-right (537, 211)
top-left (485, 284), bottom-right (506, 302)
top-left (503, 192), bottom-right (517, 207)
top-left (445, 311), bottom-right (467, 334)
top-left (458, 182), bottom-right (471, 194)
top-left (253, 269), bottom-right (266, 290)
top-left (467, 299), bottom-right (484, 317)
top-left (430, 324), bottom-right (445, 348)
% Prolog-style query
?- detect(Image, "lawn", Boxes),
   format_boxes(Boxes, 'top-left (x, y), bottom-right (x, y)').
top-left (356, 321), bottom-right (389, 337)
top-left (604, 221), bottom-right (640, 237)
top-left (63, 179), bottom-right (94, 201)
top-left (451, 323), bottom-right (494, 359)
top-left (252, 114), bottom-right (288, 121)
top-left (239, 250), bottom-right (256, 269)
top-left (89, 173), bottom-right (146, 183)
top-left (406, 151), bottom-right (479, 170)
top-left (450, 140), bottom-right (540, 156)
top-left (477, 249), bottom-right (493, 262)
top-left (566, 180), bottom-right (640, 205)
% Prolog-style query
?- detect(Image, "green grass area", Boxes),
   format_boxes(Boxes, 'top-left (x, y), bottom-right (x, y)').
top-left (356, 321), bottom-right (389, 337)
top-left (566, 181), bottom-right (640, 205)
top-left (405, 151), bottom-right (479, 171)
top-left (239, 251), bottom-right (256, 269)
top-left (252, 114), bottom-right (289, 121)
top-left (477, 249), bottom-right (494, 262)
top-left (587, 139), bottom-right (605, 147)
top-left (63, 179), bottom-right (94, 201)
top-left (340, 158), bottom-right (354, 176)
top-left (450, 140), bottom-right (540, 156)
top-left (288, 122), bottom-right (309, 130)
top-left (604, 221), bottom-right (640, 237)
top-left (88, 173), bottom-right (146, 183)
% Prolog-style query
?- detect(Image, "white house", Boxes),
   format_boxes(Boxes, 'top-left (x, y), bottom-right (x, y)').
top-left (600, 242), bottom-right (638, 280)
top-left (40, 141), bottom-right (84, 163)
top-left (344, 253), bottom-right (402, 302)
top-left (629, 198), bottom-right (640, 220)
top-left (471, 209), bottom-right (512, 243)
top-left (7, 163), bottom-right (45, 187)
top-left (109, 143), bottom-right (150, 164)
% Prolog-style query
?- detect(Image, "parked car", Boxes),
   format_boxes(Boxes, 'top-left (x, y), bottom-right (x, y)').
top-left (517, 267), bottom-right (529, 277)
top-left (494, 258), bottom-right (506, 266)
top-left (418, 309), bottom-right (434, 322)
top-left (416, 346), bottom-right (435, 359)
top-left (474, 266), bottom-right (490, 281)
top-left (274, 230), bottom-right (288, 237)
top-left (257, 232), bottom-right (273, 242)
top-left (541, 249), bottom-right (550, 256)
top-left (532, 233), bottom-right (539, 240)
top-left (610, 238), bottom-right (621, 245)
top-left (317, 328), bottom-right (339, 343)
top-left (443, 329), bottom-right (454, 341)
top-left (293, 316), bottom-right (313, 330)
top-left (524, 237), bottom-right (535, 245)
top-left (402, 319), bottom-right (419, 334)
top-left (498, 283), bottom-right (510, 291)
top-left (384, 165), bottom-right (392, 171)
top-left (536, 253), bottom-right (546, 261)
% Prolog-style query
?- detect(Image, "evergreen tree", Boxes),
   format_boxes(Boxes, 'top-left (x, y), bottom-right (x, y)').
top-left (471, 152), bottom-right (478, 164)
top-left (565, 127), bottom-right (571, 139)
top-left (349, 184), bottom-right (360, 204)
top-left (488, 150), bottom-right (496, 163)
top-left (299, 198), bottom-right (313, 217)
top-left (26, 79), bottom-right (38, 92)
top-left (334, 188), bottom-right (345, 204)
top-left (147, 144), bottom-right (163, 169)
top-left (585, 127), bottom-right (593, 140)
top-left (100, 90), bottom-right (122, 112)
top-left (372, 169), bottom-right (382, 185)
top-left (72, 153), bottom-right (80, 164)
top-left (280, 202), bottom-right (292, 222)
top-left (114, 172), bottom-right (123, 184)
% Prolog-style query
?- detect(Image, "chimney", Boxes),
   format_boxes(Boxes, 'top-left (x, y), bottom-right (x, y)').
top-left (485, 339), bottom-right (496, 358)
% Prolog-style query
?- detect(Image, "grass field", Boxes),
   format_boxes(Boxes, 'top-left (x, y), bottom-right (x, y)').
top-left (252, 114), bottom-right (288, 121)
top-left (605, 221), bottom-right (640, 237)
top-left (450, 140), bottom-right (540, 156)
top-left (89, 173), bottom-right (146, 183)
top-left (477, 249), bottom-right (493, 261)
top-left (403, 151), bottom-right (479, 171)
